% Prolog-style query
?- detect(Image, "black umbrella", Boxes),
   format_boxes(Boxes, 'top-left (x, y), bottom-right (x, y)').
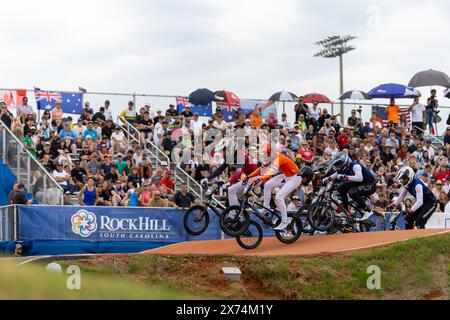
top-left (188, 88), bottom-right (215, 106)
top-left (269, 91), bottom-right (298, 113)
top-left (339, 90), bottom-right (371, 100)
top-left (408, 69), bottom-right (450, 88)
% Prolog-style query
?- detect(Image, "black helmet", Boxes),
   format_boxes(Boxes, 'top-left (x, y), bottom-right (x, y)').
top-left (300, 166), bottom-right (314, 185)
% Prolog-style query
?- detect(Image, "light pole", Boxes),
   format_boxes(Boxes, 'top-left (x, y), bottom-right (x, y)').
top-left (314, 35), bottom-right (356, 124)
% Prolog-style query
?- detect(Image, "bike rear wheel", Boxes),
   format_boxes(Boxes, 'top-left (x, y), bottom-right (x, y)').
top-left (275, 213), bottom-right (303, 244)
top-left (183, 205), bottom-right (210, 236)
top-left (235, 220), bottom-right (264, 250)
top-left (220, 205), bottom-right (250, 237)
top-left (307, 201), bottom-right (335, 232)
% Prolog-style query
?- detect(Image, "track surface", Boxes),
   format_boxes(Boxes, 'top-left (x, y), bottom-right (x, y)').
top-left (142, 229), bottom-right (450, 257)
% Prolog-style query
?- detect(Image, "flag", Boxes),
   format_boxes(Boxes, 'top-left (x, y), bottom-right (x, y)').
top-left (0, 89), bottom-right (27, 107)
top-left (216, 91), bottom-right (240, 122)
top-left (175, 96), bottom-right (212, 117)
top-left (34, 88), bottom-right (84, 114)
top-left (239, 99), bottom-right (277, 119)
top-left (372, 105), bottom-right (411, 127)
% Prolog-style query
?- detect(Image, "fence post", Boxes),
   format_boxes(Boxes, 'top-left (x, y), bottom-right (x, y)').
top-left (2, 129), bottom-right (6, 163)
top-left (13, 206), bottom-right (17, 241)
top-left (27, 157), bottom-right (31, 191)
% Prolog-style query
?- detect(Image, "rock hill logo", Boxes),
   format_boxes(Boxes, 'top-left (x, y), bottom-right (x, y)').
top-left (71, 210), bottom-right (98, 238)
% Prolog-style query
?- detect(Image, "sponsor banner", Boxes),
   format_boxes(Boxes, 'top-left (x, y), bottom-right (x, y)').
top-left (19, 206), bottom-right (222, 242)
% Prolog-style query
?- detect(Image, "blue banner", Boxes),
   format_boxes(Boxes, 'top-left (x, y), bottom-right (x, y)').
top-left (19, 206), bottom-right (222, 243)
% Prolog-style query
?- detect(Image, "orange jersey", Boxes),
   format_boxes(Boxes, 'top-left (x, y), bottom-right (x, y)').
top-left (254, 153), bottom-right (300, 181)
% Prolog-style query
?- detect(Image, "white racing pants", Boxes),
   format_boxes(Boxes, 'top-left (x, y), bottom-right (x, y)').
top-left (263, 174), bottom-right (302, 223)
top-left (228, 177), bottom-right (259, 206)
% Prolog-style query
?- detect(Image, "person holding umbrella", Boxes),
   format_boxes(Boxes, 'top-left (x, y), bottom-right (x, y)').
top-left (426, 89), bottom-right (439, 135)
top-left (385, 98), bottom-right (400, 125)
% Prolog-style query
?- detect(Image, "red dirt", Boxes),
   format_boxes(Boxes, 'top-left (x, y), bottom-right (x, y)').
top-left (142, 229), bottom-right (450, 257)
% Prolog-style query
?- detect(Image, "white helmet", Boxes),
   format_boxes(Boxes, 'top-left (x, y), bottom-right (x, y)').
top-left (394, 166), bottom-right (415, 186)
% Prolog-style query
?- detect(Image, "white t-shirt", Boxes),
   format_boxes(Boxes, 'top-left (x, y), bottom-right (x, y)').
top-left (104, 108), bottom-right (113, 121)
top-left (73, 125), bottom-right (86, 138)
top-left (53, 170), bottom-right (69, 186)
top-left (190, 119), bottom-right (202, 135)
top-left (133, 153), bottom-right (143, 166)
top-left (213, 120), bottom-right (227, 131)
top-left (410, 103), bottom-right (426, 123)
top-left (153, 123), bottom-right (164, 146)
top-left (111, 131), bottom-right (125, 145)
top-left (423, 145), bottom-right (435, 158)
top-left (308, 107), bottom-right (320, 120)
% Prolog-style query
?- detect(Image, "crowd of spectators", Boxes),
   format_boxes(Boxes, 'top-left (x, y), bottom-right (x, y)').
top-left (1, 91), bottom-right (450, 213)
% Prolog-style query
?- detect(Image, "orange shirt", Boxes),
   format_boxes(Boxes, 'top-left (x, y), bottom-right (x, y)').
top-left (250, 114), bottom-right (262, 127)
top-left (386, 105), bottom-right (399, 124)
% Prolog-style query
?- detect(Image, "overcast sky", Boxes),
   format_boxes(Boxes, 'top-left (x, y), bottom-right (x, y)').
top-left (2, 0), bottom-right (450, 125)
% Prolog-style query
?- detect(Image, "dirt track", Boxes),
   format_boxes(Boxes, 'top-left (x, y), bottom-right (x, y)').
top-left (142, 229), bottom-right (450, 257)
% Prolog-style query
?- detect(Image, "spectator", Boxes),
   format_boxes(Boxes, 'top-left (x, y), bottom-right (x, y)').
top-left (180, 106), bottom-right (193, 118)
top-left (385, 98), bottom-right (400, 125)
top-left (308, 102), bottom-right (320, 121)
top-left (136, 111), bottom-right (153, 142)
top-left (83, 121), bottom-right (99, 142)
top-left (51, 101), bottom-right (64, 127)
top-left (166, 104), bottom-right (179, 117)
top-left (86, 153), bottom-right (101, 181)
top-left (139, 180), bottom-right (152, 206)
top-left (83, 102), bottom-right (94, 115)
top-left (437, 191), bottom-right (448, 213)
top-left (161, 170), bottom-right (175, 191)
top-left (148, 191), bottom-right (169, 208)
top-left (347, 110), bottom-right (358, 127)
top-left (172, 183), bottom-right (196, 208)
top-left (8, 182), bottom-right (19, 204)
top-left (110, 126), bottom-right (127, 152)
top-left (426, 89), bottom-right (439, 135)
top-left (11, 183), bottom-right (32, 205)
top-left (63, 191), bottom-right (73, 205)
top-left (78, 177), bottom-right (98, 206)
top-left (97, 180), bottom-right (112, 206)
top-left (294, 96), bottom-right (309, 122)
top-left (0, 102), bottom-right (14, 128)
top-left (71, 160), bottom-right (86, 190)
top-left (17, 97), bottom-right (35, 123)
top-left (129, 187), bottom-right (143, 207)
top-left (103, 100), bottom-right (113, 121)
top-left (22, 126), bottom-right (37, 158)
top-left (104, 163), bottom-right (120, 183)
top-left (213, 114), bottom-right (227, 132)
top-left (53, 163), bottom-right (76, 194)
top-left (250, 109), bottom-right (262, 128)
top-left (120, 101), bottom-right (137, 124)
top-left (92, 107), bottom-right (106, 123)
top-left (111, 180), bottom-right (127, 206)
top-left (114, 153), bottom-right (128, 176)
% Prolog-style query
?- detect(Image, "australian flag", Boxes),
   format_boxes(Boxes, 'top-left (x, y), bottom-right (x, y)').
top-left (34, 88), bottom-right (84, 114)
top-left (176, 96), bottom-right (212, 117)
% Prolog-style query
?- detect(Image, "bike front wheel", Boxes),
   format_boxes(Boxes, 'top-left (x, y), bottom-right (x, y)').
top-left (359, 213), bottom-right (386, 232)
top-left (307, 201), bottom-right (335, 232)
top-left (275, 213), bottom-right (303, 244)
top-left (183, 205), bottom-right (209, 236)
top-left (220, 205), bottom-right (250, 237)
top-left (235, 220), bottom-right (263, 250)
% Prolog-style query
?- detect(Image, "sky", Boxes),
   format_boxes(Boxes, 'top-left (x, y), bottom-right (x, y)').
top-left (1, 0), bottom-right (450, 130)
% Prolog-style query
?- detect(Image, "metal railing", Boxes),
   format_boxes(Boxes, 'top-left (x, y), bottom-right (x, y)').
top-left (413, 125), bottom-right (444, 150)
top-left (0, 205), bottom-right (18, 241)
top-left (0, 120), bottom-right (64, 205)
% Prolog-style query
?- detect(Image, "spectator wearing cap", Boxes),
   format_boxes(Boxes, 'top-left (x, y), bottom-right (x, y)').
top-left (161, 170), bottom-right (175, 192)
top-left (83, 121), bottom-right (99, 142)
top-left (139, 180), bottom-right (152, 206)
top-left (180, 105), bottom-right (193, 118)
top-left (114, 153), bottom-right (128, 176)
top-left (58, 121), bottom-right (77, 144)
top-left (10, 183), bottom-right (32, 205)
top-left (136, 111), bottom-right (153, 141)
top-left (166, 104), bottom-right (179, 117)
top-left (0, 101), bottom-right (14, 128)
top-left (72, 119), bottom-right (86, 138)
top-left (110, 126), bottom-right (127, 152)
top-left (153, 109), bottom-right (164, 123)
top-left (120, 101), bottom-right (137, 124)
top-left (84, 102), bottom-right (94, 115)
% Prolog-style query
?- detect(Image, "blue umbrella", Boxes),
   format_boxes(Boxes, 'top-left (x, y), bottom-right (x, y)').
top-left (188, 88), bottom-right (215, 106)
top-left (368, 83), bottom-right (421, 99)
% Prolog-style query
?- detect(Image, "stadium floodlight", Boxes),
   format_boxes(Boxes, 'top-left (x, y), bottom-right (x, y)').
top-left (314, 35), bottom-right (357, 123)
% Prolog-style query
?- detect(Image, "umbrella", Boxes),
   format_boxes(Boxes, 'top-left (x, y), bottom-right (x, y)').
top-left (408, 69), bottom-right (450, 88)
top-left (303, 93), bottom-right (331, 104)
top-left (444, 88), bottom-right (450, 99)
top-left (339, 90), bottom-right (371, 100)
top-left (188, 88), bottom-right (215, 106)
top-left (269, 91), bottom-right (298, 113)
top-left (214, 90), bottom-right (240, 106)
top-left (368, 83), bottom-right (421, 99)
